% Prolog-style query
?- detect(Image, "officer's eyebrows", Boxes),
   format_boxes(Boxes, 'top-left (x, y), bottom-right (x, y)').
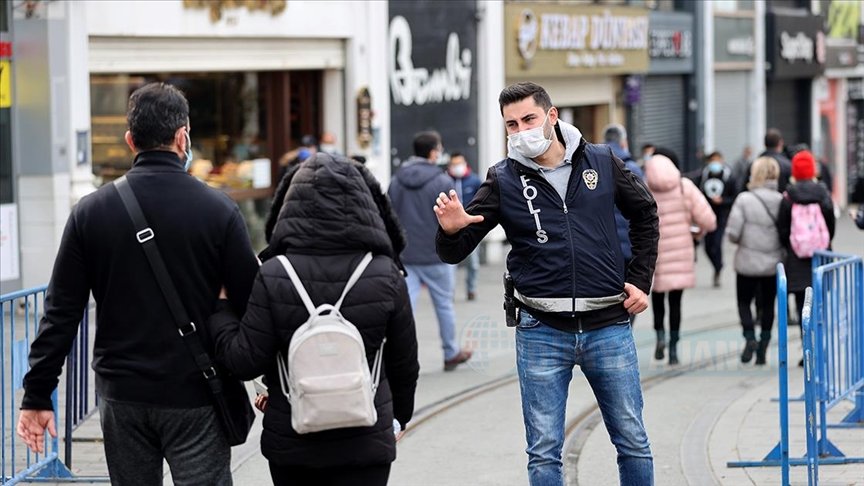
top-left (504, 112), bottom-right (539, 128)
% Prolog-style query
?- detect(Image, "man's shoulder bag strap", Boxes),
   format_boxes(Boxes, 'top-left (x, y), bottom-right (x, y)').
top-left (113, 176), bottom-right (221, 390)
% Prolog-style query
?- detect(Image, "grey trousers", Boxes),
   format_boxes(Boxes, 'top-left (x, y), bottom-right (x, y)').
top-left (99, 398), bottom-right (232, 486)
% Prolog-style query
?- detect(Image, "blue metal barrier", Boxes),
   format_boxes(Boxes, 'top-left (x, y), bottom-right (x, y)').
top-left (802, 288), bottom-right (818, 485)
top-left (813, 251), bottom-right (864, 429)
top-left (1, 287), bottom-right (107, 484)
top-left (808, 251), bottom-right (864, 455)
top-left (728, 263), bottom-right (793, 479)
top-left (727, 256), bottom-right (864, 477)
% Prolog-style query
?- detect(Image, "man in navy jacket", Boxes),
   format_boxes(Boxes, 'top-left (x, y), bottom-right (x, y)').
top-left (17, 83), bottom-right (258, 484)
top-left (388, 131), bottom-right (472, 371)
top-left (435, 82), bottom-right (659, 485)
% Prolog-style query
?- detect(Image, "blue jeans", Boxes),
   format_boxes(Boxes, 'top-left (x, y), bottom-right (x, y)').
top-left (516, 312), bottom-right (653, 486)
top-left (464, 249), bottom-right (480, 294)
top-left (405, 263), bottom-right (460, 360)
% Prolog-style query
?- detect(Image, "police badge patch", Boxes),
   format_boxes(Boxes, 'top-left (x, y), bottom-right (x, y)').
top-left (582, 169), bottom-right (598, 190)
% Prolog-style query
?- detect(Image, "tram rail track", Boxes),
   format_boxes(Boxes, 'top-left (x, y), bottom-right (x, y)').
top-left (401, 317), bottom-right (759, 481)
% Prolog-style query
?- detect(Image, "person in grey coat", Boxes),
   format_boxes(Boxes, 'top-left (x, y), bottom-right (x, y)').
top-left (726, 157), bottom-right (784, 365)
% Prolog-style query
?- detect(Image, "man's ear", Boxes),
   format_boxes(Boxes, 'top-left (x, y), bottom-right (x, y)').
top-left (124, 131), bottom-right (137, 153)
top-left (174, 126), bottom-right (187, 152)
top-left (548, 106), bottom-right (559, 125)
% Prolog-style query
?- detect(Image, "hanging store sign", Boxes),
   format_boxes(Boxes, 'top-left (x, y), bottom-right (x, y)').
top-left (648, 11), bottom-right (693, 74)
top-left (822, 0), bottom-right (862, 71)
top-left (388, 0), bottom-right (478, 173)
top-left (714, 16), bottom-right (755, 67)
top-left (505, 4), bottom-right (650, 78)
top-left (767, 12), bottom-right (825, 79)
top-left (182, 0), bottom-right (287, 23)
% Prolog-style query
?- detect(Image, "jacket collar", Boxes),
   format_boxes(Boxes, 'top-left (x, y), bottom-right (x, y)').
top-left (130, 150), bottom-right (186, 172)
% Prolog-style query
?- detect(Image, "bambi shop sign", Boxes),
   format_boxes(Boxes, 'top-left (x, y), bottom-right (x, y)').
top-left (505, 4), bottom-right (649, 77)
top-left (389, 15), bottom-right (473, 106)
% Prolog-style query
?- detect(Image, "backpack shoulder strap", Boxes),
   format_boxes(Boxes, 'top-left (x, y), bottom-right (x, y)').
top-left (334, 252), bottom-right (374, 311)
top-left (276, 255), bottom-right (317, 316)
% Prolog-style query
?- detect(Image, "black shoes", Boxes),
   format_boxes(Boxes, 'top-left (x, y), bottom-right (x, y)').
top-left (654, 331), bottom-right (666, 360)
top-left (668, 344), bottom-right (679, 365)
top-left (755, 340), bottom-right (769, 365)
top-left (741, 339), bottom-right (758, 363)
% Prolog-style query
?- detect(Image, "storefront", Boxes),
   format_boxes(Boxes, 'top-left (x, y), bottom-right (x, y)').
top-left (82, 1), bottom-right (391, 250)
top-left (765, 11), bottom-right (825, 149)
top-left (388, 0), bottom-right (478, 172)
top-left (713, 13), bottom-right (757, 162)
top-left (0, 2), bottom-right (18, 293)
top-left (503, 3), bottom-right (650, 143)
top-left (847, 79), bottom-right (864, 203)
top-left (632, 10), bottom-right (694, 163)
top-left (819, 0), bottom-right (863, 206)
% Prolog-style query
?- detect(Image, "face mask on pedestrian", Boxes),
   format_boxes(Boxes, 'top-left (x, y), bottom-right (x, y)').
top-left (184, 131), bottom-right (193, 171)
top-left (508, 110), bottom-right (553, 159)
top-left (320, 143), bottom-right (338, 154)
top-left (449, 163), bottom-right (468, 178)
top-left (707, 161), bottom-right (723, 174)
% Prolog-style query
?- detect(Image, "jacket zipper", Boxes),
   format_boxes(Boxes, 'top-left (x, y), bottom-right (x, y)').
top-left (528, 169), bottom-right (581, 331)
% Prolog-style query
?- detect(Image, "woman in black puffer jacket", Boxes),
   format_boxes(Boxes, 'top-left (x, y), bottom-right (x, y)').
top-left (207, 153), bottom-right (419, 485)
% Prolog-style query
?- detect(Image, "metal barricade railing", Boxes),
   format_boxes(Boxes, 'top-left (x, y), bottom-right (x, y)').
top-left (728, 256), bottom-right (864, 481)
top-left (802, 287), bottom-right (819, 485)
top-left (1, 287), bottom-right (106, 484)
top-left (806, 252), bottom-right (864, 459)
top-left (812, 251), bottom-right (864, 429)
top-left (728, 263), bottom-right (793, 478)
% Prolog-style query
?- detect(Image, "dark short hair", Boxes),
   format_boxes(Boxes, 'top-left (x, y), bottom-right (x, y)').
top-left (301, 134), bottom-right (318, 147)
top-left (127, 83), bottom-right (189, 151)
top-left (450, 151), bottom-right (465, 160)
top-left (764, 128), bottom-right (783, 149)
top-left (706, 151), bottom-right (723, 161)
top-left (641, 143), bottom-right (655, 152)
top-left (603, 124), bottom-right (627, 144)
top-left (413, 131), bottom-right (441, 158)
top-left (498, 82), bottom-right (552, 115)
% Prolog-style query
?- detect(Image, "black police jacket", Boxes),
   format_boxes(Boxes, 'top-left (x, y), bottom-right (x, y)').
top-left (437, 139), bottom-right (659, 332)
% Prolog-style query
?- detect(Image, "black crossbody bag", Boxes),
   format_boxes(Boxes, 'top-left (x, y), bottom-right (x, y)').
top-left (114, 176), bottom-right (254, 446)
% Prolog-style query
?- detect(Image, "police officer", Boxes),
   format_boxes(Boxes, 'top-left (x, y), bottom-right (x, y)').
top-left (434, 82), bottom-right (659, 485)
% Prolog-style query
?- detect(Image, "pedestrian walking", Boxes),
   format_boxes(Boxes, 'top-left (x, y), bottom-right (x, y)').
top-left (731, 145), bottom-right (754, 195)
top-left (447, 152), bottom-right (483, 301)
top-left (644, 149), bottom-right (717, 365)
top-left (603, 124), bottom-right (646, 265)
top-left (207, 153), bottom-right (420, 486)
top-left (435, 82), bottom-right (660, 485)
top-left (758, 128), bottom-right (793, 192)
top-left (778, 150), bottom-right (836, 365)
top-left (388, 131), bottom-right (472, 370)
top-left (725, 157), bottom-right (784, 365)
top-left (851, 205), bottom-right (864, 230)
top-left (692, 151), bottom-right (736, 287)
top-left (17, 82), bottom-right (260, 485)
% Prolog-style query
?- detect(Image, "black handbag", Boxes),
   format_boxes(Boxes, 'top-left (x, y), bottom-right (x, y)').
top-left (114, 176), bottom-right (255, 446)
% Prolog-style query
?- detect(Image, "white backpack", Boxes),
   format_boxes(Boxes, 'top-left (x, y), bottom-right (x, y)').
top-left (275, 253), bottom-right (385, 434)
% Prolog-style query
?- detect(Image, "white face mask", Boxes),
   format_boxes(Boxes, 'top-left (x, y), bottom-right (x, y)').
top-left (449, 163), bottom-right (468, 178)
top-left (508, 111), bottom-right (553, 159)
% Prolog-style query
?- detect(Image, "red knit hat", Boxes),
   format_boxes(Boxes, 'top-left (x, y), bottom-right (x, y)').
top-left (791, 150), bottom-right (816, 181)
